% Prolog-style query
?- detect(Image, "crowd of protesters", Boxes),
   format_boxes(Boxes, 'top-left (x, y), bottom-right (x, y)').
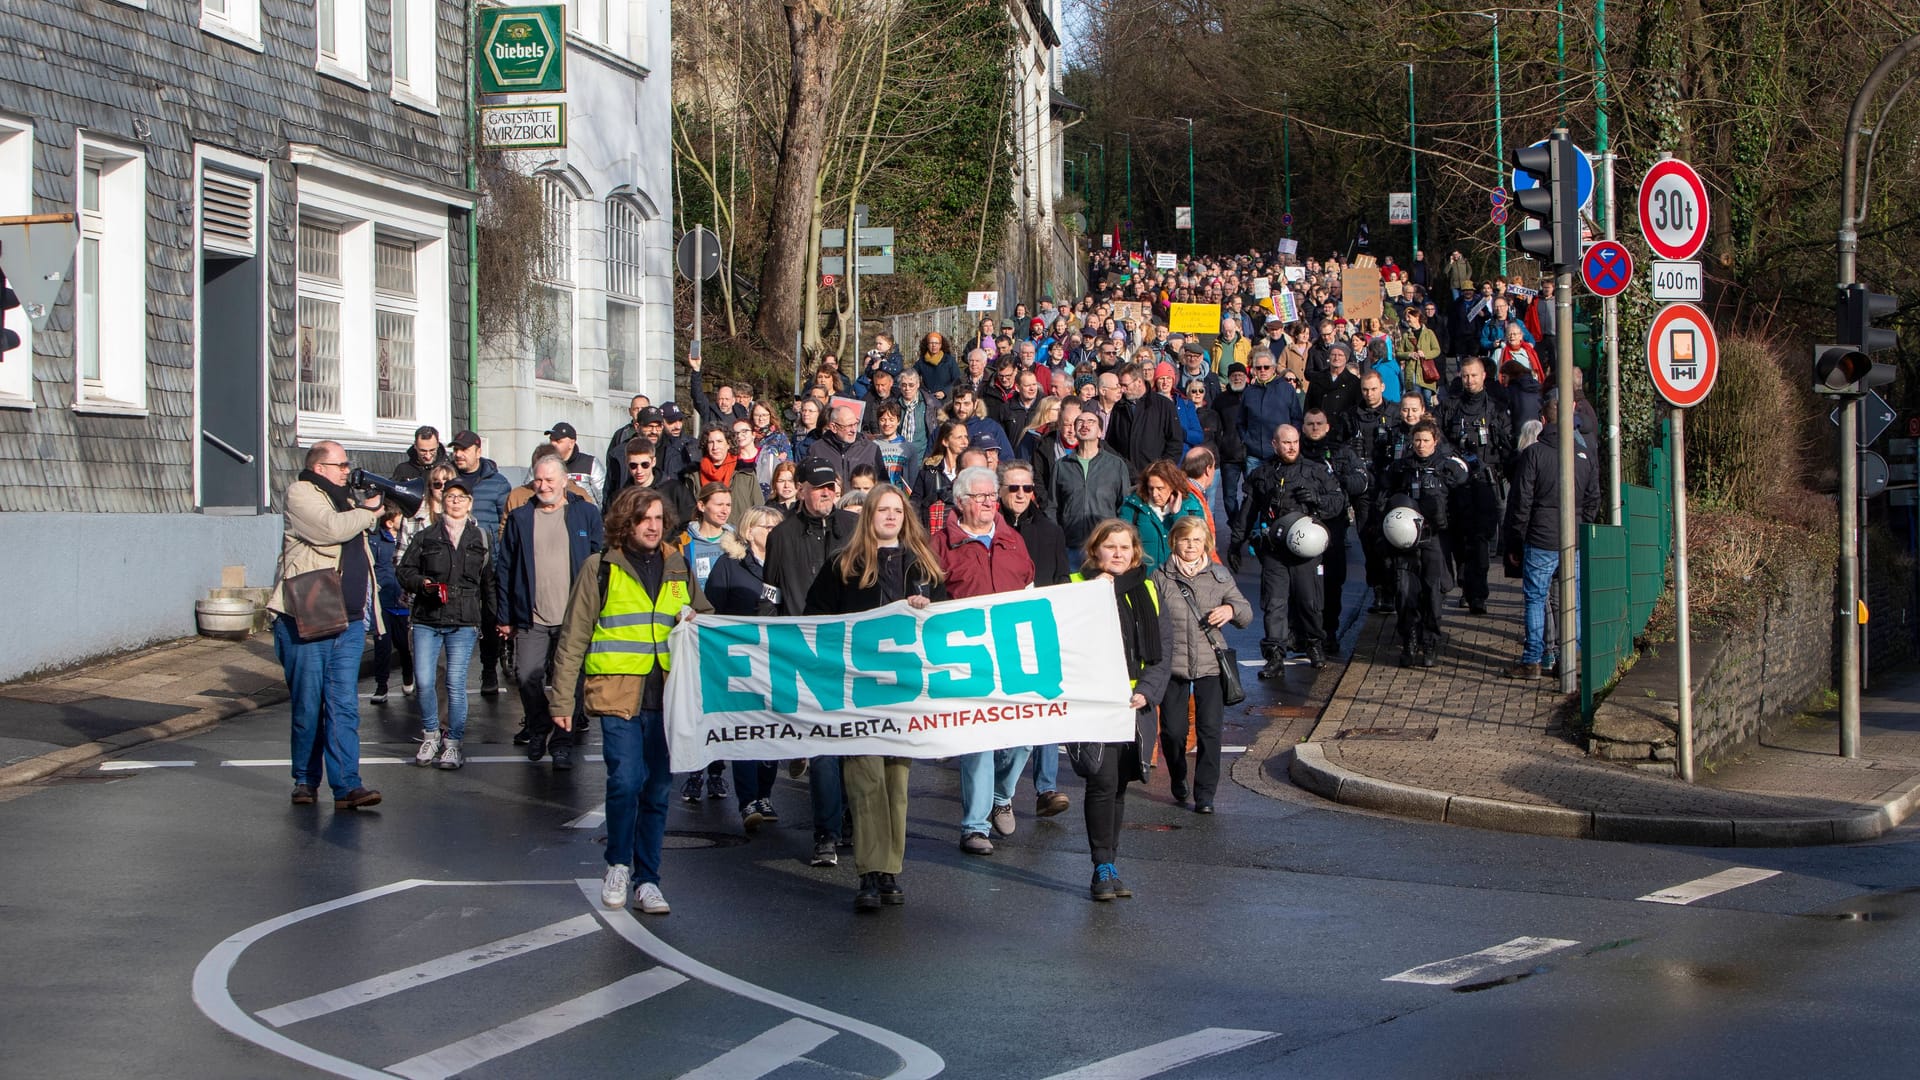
top-left (268, 238), bottom-right (1602, 912)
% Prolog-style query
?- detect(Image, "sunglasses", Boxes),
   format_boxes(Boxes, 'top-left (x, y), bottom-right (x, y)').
top-left (1004, 483), bottom-right (1035, 493)
top-left (429, 481), bottom-right (447, 489)
top-left (628, 461), bottom-right (654, 470)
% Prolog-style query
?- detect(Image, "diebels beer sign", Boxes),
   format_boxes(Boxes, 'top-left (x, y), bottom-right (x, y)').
top-left (479, 6), bottom-right (565, 94)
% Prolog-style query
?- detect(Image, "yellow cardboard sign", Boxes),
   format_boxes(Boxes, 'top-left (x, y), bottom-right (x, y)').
top-left (1168, 302), bottom-right (1222, 336)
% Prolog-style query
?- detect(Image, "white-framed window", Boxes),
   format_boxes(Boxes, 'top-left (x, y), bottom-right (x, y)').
top-left (316, 0), bottom-right (368, 83)
top-left (389, 0), bottom-right (437, 108)
top-left (0, 117), bottom-right (32, 408)
top-left (533, 176), bottom-right (575, 386)
top-left (200, 0), bottom-right (262, 50)
top-left (606, 198), bottom-right (645, 394)
top-left (295, 169), bottom-right (452, 449)
top-left (374, 233), bottom-right (417, 419)
top-left (74, 135), bottom-right (148, 412)
top-left (568, 0), bottom-right (627, 55)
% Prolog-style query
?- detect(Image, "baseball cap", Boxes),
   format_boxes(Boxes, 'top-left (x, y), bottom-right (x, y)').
top-left (449, 430), bottom-right (482, 450)
top-left (545, 422), bottom-right (578, 441)
top-left (660, 403), bottom-right (685, 422)
top-left (798, 457), bottom-right (840, 487)
top-left (636, 406), bottom-right (665, 425)
top-left (969, 431), bottom-right (1005, 454)
top-left (442, 474), bottom-right (476, 495)
top-left (1264, 314), bottom-right (1283, 325)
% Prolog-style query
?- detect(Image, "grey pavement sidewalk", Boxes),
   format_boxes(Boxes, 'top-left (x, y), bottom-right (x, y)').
top-left (0, 635), bottom-right (288, 786)
top-left (1270, 575), bottom-right (1920, 845)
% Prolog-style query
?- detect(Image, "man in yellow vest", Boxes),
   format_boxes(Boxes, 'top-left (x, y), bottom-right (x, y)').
top-left (550, 485), bottom-right (712, 914)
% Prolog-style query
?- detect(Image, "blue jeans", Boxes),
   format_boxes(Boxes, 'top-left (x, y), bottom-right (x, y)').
top-left (1222, 461), bottom-right (1247, 526)
top-left (273, 616), bottom-right (367, 799)
top-left (809, 756), bottom-right (845, 842)
top-left (412, 624), bottom-right (478, 740)
top-left (1521, 546), bottom-right (1558, 664)
top-left (1029, 744), bottom-right (1059, 794)
top-left (601, 711), bottom-right (671, 884)
top-left (958, 746), bottom-right (1033, 835)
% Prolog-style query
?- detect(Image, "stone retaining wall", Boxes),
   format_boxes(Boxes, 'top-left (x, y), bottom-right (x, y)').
top-left (1589, 562), bottom-right (1834, 773)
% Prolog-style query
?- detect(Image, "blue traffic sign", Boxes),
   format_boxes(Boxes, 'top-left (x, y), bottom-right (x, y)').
top-left (1489, 188), bottom-right (1507, 207)
top-left (1280, 212), bottom-right (1294, 227)
top-left (1581, 240), bottom-right (1633, 298)
top-left (1512, 139), bottom-right (1594, 212)
top-left (1490, 205), bottom-right (1509, 226)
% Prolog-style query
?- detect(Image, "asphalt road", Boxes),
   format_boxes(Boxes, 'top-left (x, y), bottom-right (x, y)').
top-left (6, 612), bottom-right (1920, 1078)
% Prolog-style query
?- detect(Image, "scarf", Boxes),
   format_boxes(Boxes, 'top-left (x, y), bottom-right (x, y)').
top-left (1112, 565), bottom-right (1162, 676)
top-left (1171, 554), bottom-right (1209, 578)
top-left (700, 455), bottom-right (738, 486)
top-left (300, 468), bottom-right (355, 511)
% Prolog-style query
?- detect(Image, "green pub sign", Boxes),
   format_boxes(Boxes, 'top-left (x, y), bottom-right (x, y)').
top-left (478, 5), bottom-right (566, 94)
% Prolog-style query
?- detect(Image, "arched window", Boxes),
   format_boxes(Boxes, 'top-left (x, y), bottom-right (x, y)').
top-left (606, 198), bottom-right (646, 393)
top-left (534, 176), bottom-right (575, 384)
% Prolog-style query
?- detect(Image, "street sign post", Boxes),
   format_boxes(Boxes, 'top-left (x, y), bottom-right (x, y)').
top-left (0, 217), bottom-right (80, 328)
top-left (477, 6), bottom-right (565, 93)
top-left (1637, 158), bottom-right (1710, 261)
top-left (1645, 297), bottom-right (1720, 783)
top-left (1861, 451), bottom-right (1890, 499)
top-left (1829, 389), bottom-right (1898, 447)
top-left (1650, 260), bottom-right (1704, 301)
top-left (1174, 207), bottom-right (1192, 230)
top-left (677, 225), bottom-right (721, 366)
top-left (1490, 205), bottom-right (1509, 226)
top-left (1581, 240), bottom-right (1634, 298)
top-left (1279, 212), bottom-right (1293, 228)
top-left (1512, 138), bottom-right (1595, 211)
top-left (1388, 193), bottom-right (1413, 226)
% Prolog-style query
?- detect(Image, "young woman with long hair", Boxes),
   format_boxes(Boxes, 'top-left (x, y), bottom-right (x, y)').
top-left (804, 484), bottom-right (947, 911)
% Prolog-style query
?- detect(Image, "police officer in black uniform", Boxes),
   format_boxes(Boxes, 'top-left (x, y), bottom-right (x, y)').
top-left (1381, 419), bottom-right (1467, 666)
top-left (1438, 356), bottom-right (1512, 615)
top-left (1234, 423), bottom-right (1346, 678)
top-left (1345, 372), bottom-right (1400, 614)
top-left (1300, 407), bottom-right (1369, 651)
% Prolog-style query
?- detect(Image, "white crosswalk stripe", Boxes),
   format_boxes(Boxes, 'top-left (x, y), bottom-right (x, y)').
top-left (1638, 867), bottom-right (1782, 905)
top-left (1041, 1027), bottom-right (1280, 1079)
top-left (1383, 936), bottom-right (1580, 986)
top-left (257, 914), bottom-right (601, 1027)
top-left (386, 968), bottom-right (687, 1079)
top-left (675, 1018), bottom-right (837, 1079)
top-left (566, 803), bottom-right (607, 829)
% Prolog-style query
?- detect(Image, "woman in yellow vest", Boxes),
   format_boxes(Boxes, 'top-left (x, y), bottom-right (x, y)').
top-left (550, 486), bottom-right (713, 915)
top-left (1069, 519), bottom-right (1172, 901)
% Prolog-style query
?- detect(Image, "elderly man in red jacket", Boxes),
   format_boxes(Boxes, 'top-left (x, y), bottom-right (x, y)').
top-left (935, 464), bottom-right (1036, 855)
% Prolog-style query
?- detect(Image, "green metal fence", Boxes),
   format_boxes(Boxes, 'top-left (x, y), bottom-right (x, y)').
top-left (1579, 427), bottom-right (1674, 721)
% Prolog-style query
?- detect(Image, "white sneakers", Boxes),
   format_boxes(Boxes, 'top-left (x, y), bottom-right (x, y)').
top-left (633, 882), bottom-right (670, 915)
top-left (601, 867), bottom-right (669, 914)
top-left (600, 864), bottom-right (632, 908)
top-left (436, 739), bottom-right (463, 770)
top-left (414, 733), bottom-right (441, 766)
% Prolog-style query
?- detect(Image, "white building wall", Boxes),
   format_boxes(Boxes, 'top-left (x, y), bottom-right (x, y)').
top-left (476, 0), bottom-right (675, 468)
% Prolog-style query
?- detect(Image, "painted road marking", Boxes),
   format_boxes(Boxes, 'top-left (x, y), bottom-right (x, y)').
top-left (1638, 867), bottom-right (1782, 906)
top-left (386, 968), bottom-right (687, 1080)
top-left (1041, 1027), bottom-right (1280, 1079)
top-left (566, 803), bottom-right (607, 829)
top-left (97, 760), bottom-right (196, 770)
top-left (580, 879), bottom-right (945, 1079)
top-left (1383, 937), bottom-right (1580, 986)
top-left (257, 914), bottom-right (601, 1027)
top-left (1222, 746), bottom-right (1249, 754)
top-left (676, 1018), bottom-right (836, 1080)
top-left (195, 879), bottom-right (943, 1080)
top-left (214, 755), bottom-right (603, 768)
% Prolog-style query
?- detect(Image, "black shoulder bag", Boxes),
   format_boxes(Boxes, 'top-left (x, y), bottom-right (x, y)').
top-left (1169, 573), bottom-right (1245, 706)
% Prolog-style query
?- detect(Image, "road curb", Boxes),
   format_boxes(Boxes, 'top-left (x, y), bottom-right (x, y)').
top-left (0, 687), bottom-right (288, 788)
top-left (1284, 742), bottom-right (1920, 847)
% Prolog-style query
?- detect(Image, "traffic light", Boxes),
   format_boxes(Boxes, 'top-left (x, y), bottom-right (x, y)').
top-left (0, 270), bottom-right (17, 359)
top-left (1813, 283), bottom-right (1898, 396)
top-left (1510, 132), bottom-right (1582, 268)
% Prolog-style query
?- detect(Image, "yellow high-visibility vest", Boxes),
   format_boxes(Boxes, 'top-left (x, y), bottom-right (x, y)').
top-left (585, 561), bottom-right (690, 676)
top-left (1070, 572), bottom-right (1159, 687)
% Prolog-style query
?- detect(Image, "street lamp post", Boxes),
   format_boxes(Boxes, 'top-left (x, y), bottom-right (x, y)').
top-left (1174, 116), bottom-right (1196, 256)
top-left (1468, 11), bottom-right (1507, 273)
top-left (1405, 66), bottom-right (1419, 255)
top-left (1282, 95), bottom-right (1292, 237)
top-left (1116, 131), bottom-right (1133, 242)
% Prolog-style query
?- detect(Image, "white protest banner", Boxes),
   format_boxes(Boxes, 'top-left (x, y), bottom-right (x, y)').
top-left (1276, 238), bottom-right (1299, 257)
top-left (1284, 266), bottom-right (1306, 283)
top-left (1252, 277), bottom-right (1272, 300)
top-left (966, 290), bottom-right (998, 312)
top-left (662, 580), bottom-right (1137, 771)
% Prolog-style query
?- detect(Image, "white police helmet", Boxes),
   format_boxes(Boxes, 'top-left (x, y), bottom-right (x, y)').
top-left (1281, 512), bottom-right (1329, 558)
top-left (1383, 506), bottom-right (1425, 550)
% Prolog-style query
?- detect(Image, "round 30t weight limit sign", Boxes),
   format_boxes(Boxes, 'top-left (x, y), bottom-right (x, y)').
top-left (1646, 302), bottom-right (1719, 408)
top-left (1639, 159), bottom-right (1710, 261)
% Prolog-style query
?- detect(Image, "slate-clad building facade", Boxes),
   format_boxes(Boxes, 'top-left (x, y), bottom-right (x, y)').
top-left (0, 0), bottom-right (473, 679)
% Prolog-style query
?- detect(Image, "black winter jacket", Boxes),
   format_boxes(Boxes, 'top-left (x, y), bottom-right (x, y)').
top-left (804, 546), bottom-right (947, 616)
top-left (1502, 427), bottom-right (1602, 552)
top-left (398, 519), bottom-right (498, 628)
top-left (758, 506), bottom-right (859, 616)
top-left (1007, 503), bottom-right (1072, 586)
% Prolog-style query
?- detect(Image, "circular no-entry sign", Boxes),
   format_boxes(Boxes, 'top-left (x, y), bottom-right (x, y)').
top-left (1646, 302), bottom-right (1719, 408)
top-left (1581, 240), bottom-right (1634, 298)
top-left (1638, 159), bottom-right (1710, 261)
